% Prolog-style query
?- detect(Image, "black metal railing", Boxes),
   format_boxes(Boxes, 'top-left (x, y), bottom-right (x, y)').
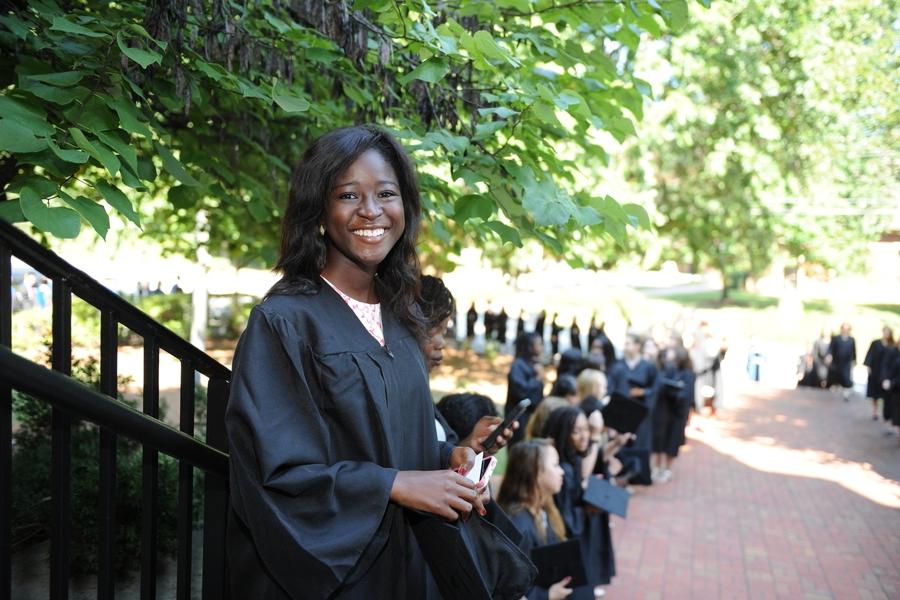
top-left (0, 219), bottom-right (231, 600)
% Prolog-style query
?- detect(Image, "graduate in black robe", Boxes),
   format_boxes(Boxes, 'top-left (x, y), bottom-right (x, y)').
top-left (592, 324), bottom-right (616, 373)
top-left (587, 313), bottom-right (599, 350)
top-left (544, 406), bottom-right (615, 590)
top-left (497, 307), bottom-right (509, 344)
top-left (534, 310), bottom-right (547, 344)
top-left (864, 327), bottom-right (894, 419)
top-left (507, 332), bottom-right (546, 445)
top-left (608, 333), bottom-right (657, 485)
top-left (569, 317), bottom-right (582, 351)
top-left (550, 313), bottom-right (562, 356)
top-left (651, 347), bottom-right (696, 481)
top-left (517, 309), bottom-right (527, 338)
top-left (497, 440), bottom-right (593, 600)
top-left (484, 304), bottom-right (496, 341)
top-left (466, 301), bottom-right (478, 340)
top-left (827, 323), bottom-right (857, 399)
top-left (226, 126), bottom-right (482, 599)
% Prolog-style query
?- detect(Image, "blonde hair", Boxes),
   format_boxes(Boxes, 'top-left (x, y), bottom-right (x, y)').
top-left (525, 396), bottom-right (568, 440)
top-left (576, 368), bottom-right (606, 400)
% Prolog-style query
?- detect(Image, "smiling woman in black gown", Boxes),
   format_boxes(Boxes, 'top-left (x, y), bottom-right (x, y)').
top-left (225, 126), bottom-right (480, 599)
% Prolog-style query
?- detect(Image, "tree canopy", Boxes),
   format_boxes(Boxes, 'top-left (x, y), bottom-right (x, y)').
top-left (0, 0), bottom-right (697, 269)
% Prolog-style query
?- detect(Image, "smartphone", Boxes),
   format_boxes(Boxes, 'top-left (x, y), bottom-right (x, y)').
top-left (481, 398), bottom-right (531, 451)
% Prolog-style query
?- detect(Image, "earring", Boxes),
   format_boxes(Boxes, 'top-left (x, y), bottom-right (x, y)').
top-left (319, 224), bottom-right (325, 236)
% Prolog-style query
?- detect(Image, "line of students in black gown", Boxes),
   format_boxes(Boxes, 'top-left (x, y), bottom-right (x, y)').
top-left (498, 324), bottom-right (700, 598)
top-left (797, 323), bottom-right (900, 444)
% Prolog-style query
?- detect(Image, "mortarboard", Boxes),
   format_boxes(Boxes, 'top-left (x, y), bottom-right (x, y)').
top-left (583, 476), bottom-right (630, 518)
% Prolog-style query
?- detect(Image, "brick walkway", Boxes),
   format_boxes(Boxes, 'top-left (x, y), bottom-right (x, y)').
top-left (604, 384), bottom-right (900, 600)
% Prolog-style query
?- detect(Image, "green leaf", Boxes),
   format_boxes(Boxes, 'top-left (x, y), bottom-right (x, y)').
top-left (96, 131), bottom-right (138, 174)
top-left (478, 107), bottom-right (519, 119)
top-left (25, 71), bottom-right (83, 86)
top-left (484, 220), bottom-right (522, 246)
top-left (107, 97), bottom-right (153, 138)
top-left (473, 120), bottom-right (507, 141)
top-left (69, 128), bottom-right (119, 176)
top-left (96, 181), bottom-right (141, 226)
top-left (622, 203), bottom-right (652, 229)
top-left (424, 130), bottom-right (470, 153)
top-left (46, 136), bottom-right (89, 164)
top-left (0, 15), bottom-right (29, 39)
top-left (272, 94), bottom-right (311, 113)
top-left (116, 32), bottom-right (162, 69)
top-left (522, 178), bottom-right (572, 226)
top-left (0, 200), bottom-right (25, 223)
top-left (454, 194), bottom-right (494, 222)
top-left (60, 193), bottom-right (109, 239)
top-left (238, 80), bottom-right (269, 101)
top-left (247, 197), bottom-right (270, 222)
top-left (168, 185), bottom-right (196, 209)
top-left (20, 82), bottom-right (90, 105)
top-left (154, 142), bottom-right (201, 187)
top-left (64, 96), bottom-right (118, 131)
top-left (0, 119), bottom-right (47, 153)
top-left (50, 16), bottom-right (108, 38)
top-left (399, 57), bottom-right (450, 84)
top-left (0, 97), bottom-right (54, 136)
top-left (473, 31), bottom-right (512, 63)
top-left (19, 187), bottom-right (81, 238)
top-left (5, 174), bottom-right (58, 199)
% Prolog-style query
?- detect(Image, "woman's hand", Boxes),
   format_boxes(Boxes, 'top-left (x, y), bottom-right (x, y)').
top-left (390, 470), bottom-right (480, 521)
top-left (460, 416), bottom-right (518, 455)
top-left (548, 576), bottom-right (573, 600)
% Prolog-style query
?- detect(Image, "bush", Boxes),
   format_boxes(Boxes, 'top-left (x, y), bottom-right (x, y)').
top-left (11, 349), bottom-right (202, 576)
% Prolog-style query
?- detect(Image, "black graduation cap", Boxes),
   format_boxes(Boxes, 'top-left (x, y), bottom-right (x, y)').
top-left (531, 539), bottom-right (588, 589)
top-left (583, 476), bottom-right (630, 518)
top-left (407, 509), bottom-right (536, 600)
top-left (601, 393), bottom-right (648, 434)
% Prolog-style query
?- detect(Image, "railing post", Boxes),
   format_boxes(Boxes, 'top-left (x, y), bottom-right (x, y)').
top-left (201, 377), bottom-right (229, 600)
top-left (51, 279), bottom-right (72, 600)
top-left (0, 241), bottom-right (12, 599)
top-left (141, 336), bottom-right (160, 600)
top-left (176, 360), bottom-right (195, 600)
top-left (98, 308), bottom-right (118, 600)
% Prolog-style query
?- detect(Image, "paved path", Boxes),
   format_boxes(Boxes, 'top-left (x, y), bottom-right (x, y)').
top-left (605, 384), bottom-right (900, 599)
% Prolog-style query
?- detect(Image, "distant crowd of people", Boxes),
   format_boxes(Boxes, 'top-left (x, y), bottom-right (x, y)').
top-left (797, 323), bottom-right (900, 443)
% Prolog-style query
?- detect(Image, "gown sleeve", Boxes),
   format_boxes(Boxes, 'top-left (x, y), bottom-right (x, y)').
top-left (555, 461), bottom-right (585, 538)
top-left (508, 358), bottom-right (543, 407)
top-left (226, 307), bottom-right (399, 598)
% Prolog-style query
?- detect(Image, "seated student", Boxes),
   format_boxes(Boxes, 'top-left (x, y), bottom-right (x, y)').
top-left (436, 392), bottom-right (507, 454)
top-left (544, 406), bottom-right (616, 595)
top-left (498, 440), bottom-right (591, 600)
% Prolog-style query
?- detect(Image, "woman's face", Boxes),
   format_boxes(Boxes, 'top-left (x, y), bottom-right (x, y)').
top-left (537, 445), bottom-right (565, 496)
top-left (422, 318), bottom-right (449, 371)
top-left (322, 149), bottom-right (405, 274)
top-left (569, 412), bottom-right (590, 453)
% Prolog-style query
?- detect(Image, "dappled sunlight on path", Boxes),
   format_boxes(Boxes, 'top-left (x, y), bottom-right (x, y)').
top-left (605, 384), bottom-right (900, 599)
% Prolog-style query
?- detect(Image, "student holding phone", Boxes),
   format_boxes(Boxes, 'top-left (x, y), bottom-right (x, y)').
top-left (225, 126), bottom-right (482, 599)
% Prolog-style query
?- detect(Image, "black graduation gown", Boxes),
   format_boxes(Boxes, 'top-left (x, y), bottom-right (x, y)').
top-left (508, 510), bottom-right (593, 600)
top-left (864, 340), bottom-right (888, 399)
top-left (608, 359), bottom-right (657, 484)
top-left (885, 348), bottom-right (900, 426)
top-left (550, 318), bottom-right (562, 355)
top-left (554, 459), bottom-right (615, 587)
top-left (497, 309), bottom-right (509, 344)
top-left (828, 335), bottom-right (856, 388)
top-left (569, 321), bottom-right (582, 351)
top-left (652, 366), bottom-right (696, 457)
top-left (225, 286), bottom-right (452, 599)
top-left (506, 357), bottom-right (545, 444)
top-left (534, 312), bottom-right (547, 343)
top-left (466, 304), bottom-right (478, 339)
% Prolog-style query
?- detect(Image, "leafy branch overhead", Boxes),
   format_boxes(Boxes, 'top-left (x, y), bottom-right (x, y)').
top-left (0, 0), bottom-right (692, 265)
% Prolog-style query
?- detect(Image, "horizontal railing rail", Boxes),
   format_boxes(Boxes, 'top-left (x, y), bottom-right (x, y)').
top-left (0, 219), bottom-right (229, 380)
top-left (0, 346), bottom-right (229, 476)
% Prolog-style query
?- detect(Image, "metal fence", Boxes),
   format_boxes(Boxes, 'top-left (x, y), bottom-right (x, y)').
top-left (0, 220), bottom-right (231, 600)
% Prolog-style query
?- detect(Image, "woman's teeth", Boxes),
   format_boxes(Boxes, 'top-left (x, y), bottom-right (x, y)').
top-left (354, 228), bottom-right (386, 238)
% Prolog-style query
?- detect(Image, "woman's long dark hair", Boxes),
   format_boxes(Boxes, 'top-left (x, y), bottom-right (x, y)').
top-left (543, 405), bottom-right (585, 466)
top-left (268, 125), bottom-right (426, 340)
